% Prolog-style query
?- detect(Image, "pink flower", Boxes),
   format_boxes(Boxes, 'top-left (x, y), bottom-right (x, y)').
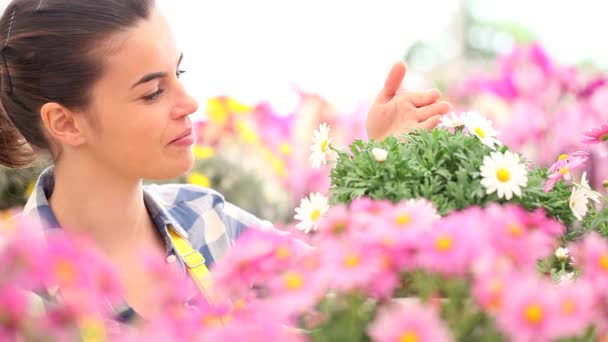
top-left (212, 228), bottom-right (306, 298)
top-left (552, 279), bottom-right (598, 338)
top-left (544, 151), bottom-right (589, 192)
top-left (0, 284), bottom-right (28, 339)
top-left (315, 204), bottom-right (353, 240)
top-left (417, 208), bottom-right (486, 276)
top-left (570, 233), bottom-right (608, 293)
top-left (472, 260), bottom-right (515, 313)
top-left (367, 301), bottom-right (453, 342)
top-left (483, 205), bottom-right (563, 270)
top-left (582, 123), bottom-right (608, 144)
top-left (320, 239), bottom-right (385, 292)
top-left (348, 197), bottom-right (394, 231)
top-left (369, 199), bottom-right (440, 271)
top-left (495, 274), bottom-right (560, 342)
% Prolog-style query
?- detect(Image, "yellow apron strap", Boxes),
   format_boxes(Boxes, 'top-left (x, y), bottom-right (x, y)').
top-left (166, 225), bottom-right (216, 305)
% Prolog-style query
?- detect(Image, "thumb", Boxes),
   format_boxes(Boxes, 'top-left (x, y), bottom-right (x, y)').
top-left (377, 60), bottom-right (407, 103)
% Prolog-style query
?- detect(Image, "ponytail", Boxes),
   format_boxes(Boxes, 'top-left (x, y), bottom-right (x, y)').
top-left (0, 103), bottom-right (34, 168)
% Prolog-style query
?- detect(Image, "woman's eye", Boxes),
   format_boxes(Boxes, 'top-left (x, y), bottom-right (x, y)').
top-left (176, 69), bottom-right (186, 78)
top-left (142, 88), bottom-right (165, 102)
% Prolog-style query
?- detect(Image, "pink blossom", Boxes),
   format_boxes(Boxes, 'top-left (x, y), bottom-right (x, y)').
top-left (483, 204), bottom-right (563, 269)
top-left (320, 239), bottom-right (385, 292)
top-left (544, 151), bottom-right (589, 191)
top-left (417, 208), bottom-right (486, 276)
top-left (569, 232), bottom-right (608, 293)
top-left (552, 279), bottom-right (598, 338)
top-left (582, 123), bottom-right (608, 145)
top-left (495, 274), bottom-right (560, 342)
top-left (212, 228), bottom-right (306, 298)
top-left (367, 301), bottom-right (453, 342)
top-left (0, 284), bottom-right (28, 339)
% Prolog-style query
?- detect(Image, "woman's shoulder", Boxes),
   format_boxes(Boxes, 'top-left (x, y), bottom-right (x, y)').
top-left (142, 182), bottom-right (273, 234)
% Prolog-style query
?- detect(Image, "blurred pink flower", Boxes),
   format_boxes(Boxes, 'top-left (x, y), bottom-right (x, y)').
top-left (0, 284), bottom-right (28, 340)
top-left (417, 208), bottom-right (486, 276)
top-left (582, 123), bottom-right (608, 145)
top-left (552, 279), bottom-right (598, 338)
top-left (544, 151), bottom-right (589, 191)
top-left (495, 274), bottom-right (560, 342)
top-left (570, 232), bottom-right (608, 294)
top-left (367, 301), bottom-right (453, 342)
top-left (484, 204), bottom-right (563, 269)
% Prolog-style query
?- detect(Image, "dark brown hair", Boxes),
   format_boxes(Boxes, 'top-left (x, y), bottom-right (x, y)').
top-left (0, 0), bottom-right (155, 168)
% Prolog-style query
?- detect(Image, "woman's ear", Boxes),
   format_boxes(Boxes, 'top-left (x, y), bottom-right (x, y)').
top-left (39, 102), bottom-right (87, 147)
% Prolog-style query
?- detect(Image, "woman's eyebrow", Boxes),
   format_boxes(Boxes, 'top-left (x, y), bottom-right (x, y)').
top-left (131, 53), bottom-right (184, 89)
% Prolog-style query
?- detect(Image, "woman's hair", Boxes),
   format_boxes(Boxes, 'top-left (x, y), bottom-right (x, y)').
top-left (0, 0), bottom-right (155, 168)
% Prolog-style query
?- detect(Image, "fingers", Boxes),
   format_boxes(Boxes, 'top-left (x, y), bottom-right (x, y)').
top-left (416, 101), bottom-right (452, 121)
top-left (417, 114), bottom-right (444, 130)
top-left (377, 61), bottom-right (407, 103)
top-left (406, 89), bottom-right (441, 107)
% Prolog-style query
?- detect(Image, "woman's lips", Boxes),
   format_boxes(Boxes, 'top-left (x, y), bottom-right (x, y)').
top-left (169, 128), bottom-right (194, 146)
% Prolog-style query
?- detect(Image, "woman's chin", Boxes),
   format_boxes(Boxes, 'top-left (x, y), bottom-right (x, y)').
top-left (145, 155), bottom-right (195, 180)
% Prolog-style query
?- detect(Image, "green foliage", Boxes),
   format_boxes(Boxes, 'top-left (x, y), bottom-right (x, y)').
top-left (329, 129), bottom-right (585, 239)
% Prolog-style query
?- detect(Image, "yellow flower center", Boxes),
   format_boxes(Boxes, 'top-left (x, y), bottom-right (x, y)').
top-left (507, 223), bottom-right (523, 236)
top-left (202, 314), bottom-right (232, 327)
top-left (78, 317), bottom-right (106, 341)
top-left (601, 133), bottom-right (608, 142)
top-left (558, 154), bottom-right (569, 161)
top-left (474, 127), bottom-right (486, 138)
top-left (399, 331), bottom-right (419, 342)
top-left (54, 259), bottom-right (75, 285)
top-left (275, 246), bottom-right (290, 260)
top-left (344, 253), bottom-right (360, 268)
top-left (599, 254), bottom-right (608, 270)
top-left (331, 221), bottom-right (348, 235)
top-left (310, 209), bottom-right (321, 221)
top-left (496, 168), bottom-right (511, 182)
top-left (562, 299), bottom-right (575, 315)
top-left (320, 139), bottom-right (329, 152)
top-left (395, 214), bottom-right (412, 227)
top-left (279, 142), bottom-right (292, 156)
top-left (234, 298), bottom-right (247, 311)
top-left (524, 304), bottom-right (544, 325)
top-left (283, 271), bottom-right (304, 290)
top-left (559, 167), bottom-right (569, 175)
top-left (435, 235), bottom-right (453, 252)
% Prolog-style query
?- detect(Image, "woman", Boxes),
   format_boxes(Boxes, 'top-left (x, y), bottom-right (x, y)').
top-left (0, 0), bottom-right (451, 320)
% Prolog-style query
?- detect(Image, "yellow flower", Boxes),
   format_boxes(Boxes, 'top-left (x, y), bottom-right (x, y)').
top-left (235, 120), bottom-right (259, 143)
top-left (188, 173), bottom-right (211, 188)
top-left (192, 145), bottom-right (216, 160)
top-left (226, 97), bottom-right (252, 114)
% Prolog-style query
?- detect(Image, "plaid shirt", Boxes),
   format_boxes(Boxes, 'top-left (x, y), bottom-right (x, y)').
top-left (21, 166), bottom-right (274, 322)
top-left (22, 166), bottom-right (273, 268)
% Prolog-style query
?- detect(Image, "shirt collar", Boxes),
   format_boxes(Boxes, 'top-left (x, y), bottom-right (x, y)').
top-left (21, 166), bottom-right (192, 251)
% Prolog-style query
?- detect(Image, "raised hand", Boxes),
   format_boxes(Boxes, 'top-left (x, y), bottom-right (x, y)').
top-left (366, 61), bottom-right (452, 141)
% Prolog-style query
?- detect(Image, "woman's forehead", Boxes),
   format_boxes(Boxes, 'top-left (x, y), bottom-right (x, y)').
top-left (98, 9), bottom-right (180, 88)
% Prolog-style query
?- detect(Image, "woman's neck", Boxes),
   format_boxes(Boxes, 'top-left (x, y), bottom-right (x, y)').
top-left (48, 160), bottom-right (162, 256)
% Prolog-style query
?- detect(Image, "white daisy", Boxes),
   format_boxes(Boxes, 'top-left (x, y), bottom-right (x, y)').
top-left (558, 272), bottom-right (574, 286)
top-left (480, 151), bottom-right (528, 200)
top-left (294, 192), bottom-right (330, 233)
top-left (578, 172), bottom-right (601, 204)
top-left (569, 186), bottom-right (590, 221)
top-left (371, 148), bottom-right (389, 162)
top-left (554, 247), bottom-right (569, 261)
top-left (569, 172), bottom-right (602, 221)
top-left (309, 123), bottom-right (332, 168)
top-left (463, 111), bottom-right (502, 149)
top-left (438, 112), bottom-right (467, 130)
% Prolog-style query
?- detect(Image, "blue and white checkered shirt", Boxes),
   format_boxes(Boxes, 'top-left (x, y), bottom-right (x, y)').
top-left (22, 166), bottom-right (274, 270)
top-left (19, 166), bottom-right (279, 322)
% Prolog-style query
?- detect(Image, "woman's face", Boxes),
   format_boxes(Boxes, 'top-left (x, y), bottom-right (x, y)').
top-left (78, 7), bottom-right (198, 180)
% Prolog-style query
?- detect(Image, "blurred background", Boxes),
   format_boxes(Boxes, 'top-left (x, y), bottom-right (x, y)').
top-left (2, 0), bottom-right (608, 224)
